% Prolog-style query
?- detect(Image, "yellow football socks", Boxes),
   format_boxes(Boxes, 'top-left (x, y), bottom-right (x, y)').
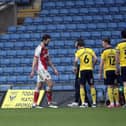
top-left (91, 87), bottom-right (96, 104)
top-left (80, 87), bottom-right (85, 104)
top-left (113, 87), bottom-right (119, 104)
top-left (108, 87), bottom-right (114, 104)
top-left (124, 86), bottom-right (126, 101)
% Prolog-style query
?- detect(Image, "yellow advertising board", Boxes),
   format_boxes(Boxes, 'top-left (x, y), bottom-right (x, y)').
top-left (1, 89), bottom-right (45, 108)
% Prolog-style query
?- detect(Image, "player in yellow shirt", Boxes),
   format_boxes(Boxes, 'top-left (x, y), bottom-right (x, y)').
top-left (99, 38), bottom-right (120, 108)
top-left (116, 29), bottom-right (126, 108)
top-left (73, 38), bottom-right (97, 108)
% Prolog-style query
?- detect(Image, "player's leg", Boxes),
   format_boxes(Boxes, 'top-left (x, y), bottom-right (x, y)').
top-left (113, 75), bottom-right (120, 107)
top-left (33, 82), bottom-right (43, 107)
top-left (45, 79), bottom-right (58, 108)
top-left (75, 76), bottom-right (80, 104)
top-left (113, 86), bottom-right (120, 107)
top-left (107, 85), bottom-right (114, 108)
top-left (79, 71), bottom-right (88, 108)
top-left (87, 70), bottom-right (96, 107)
top-left (45, 79), bottom-right (53, 105)
top-left (123, 82), bottom-right (126, 107)
top-left (121, 67), bottom-right (126, 107)
top-left (42, 69), bottom-right (58, 108)
top-left (106, 71), bottom-right (115, 108)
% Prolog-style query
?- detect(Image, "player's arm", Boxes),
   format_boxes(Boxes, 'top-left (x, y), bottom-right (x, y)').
top-left (99, 58), bottom-right (104, 80)
top-left (73, 56), bottom-right (78, 74)
top-left (30, 56), bottom-right (38, 78)
top-left (116, 49), bottom-right (120, 65)
top-left (48, 56), bottom-right (59, 75)
top-left (115, 49), bottom-right (120, 74)
top-left (93, 53), bottom-right (97, 66)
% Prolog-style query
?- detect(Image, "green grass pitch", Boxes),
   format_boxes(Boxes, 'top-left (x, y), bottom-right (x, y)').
top-left (0, 108), bottom-right (125, 126)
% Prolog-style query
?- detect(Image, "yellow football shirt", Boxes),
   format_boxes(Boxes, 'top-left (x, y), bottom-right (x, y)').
top-left (116, 41), bottom-right (126, 67)
top-left (75, 48), bottom-right (95, 71)
top-left (101, 47), bottom-right (116, 72)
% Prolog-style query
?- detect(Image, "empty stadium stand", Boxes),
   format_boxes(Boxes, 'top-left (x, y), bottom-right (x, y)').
top-left (0, 0), bottom-right (126, 93)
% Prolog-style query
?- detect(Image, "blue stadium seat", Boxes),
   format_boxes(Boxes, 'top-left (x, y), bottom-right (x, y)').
top-left (109, 7), bottom-right (119, 14)
top-left (7, 76), bottom-right (16, 83)
top-left (119, 6), bottom-right (126, 13)
top-left (104, 0), bottom-right (114, 4)
top-left (20, 33), bottom-right (30, 40)
top-left (80, 32), bottom-right (91, 38)
top-left (79, 8), bottom-right (89, 14)
top-left (59, 9), bottom-right (69, 15)
top-left (20, 58), bottom-right (31, 65)
top-left (47, 24), bottom-right (57, 30)
top-left (33, 17), bottom-right (43, 24)
top-left (61, 32), bottom-right (70, 38)
top-left (0, 51), bottom-right (7, 58)
top-left (37, 25), bottom-right (47, 32)
top-left (88, 8), bottom-right (99, 14)
top-left (113, 15), bottom-right (123, 21)
top-left (75, 1), bottom-right (84, 7)
top-left (8, 26), bottom-right (16, 33)
top-left (76, 24), bottom-right (87, 30)
top-left (53, 16), bottom-right (62, 23)
top-left (101, 31), bottom-right (111, 38)
top-left (56, 24), bottom-right (66, 30)
top-left (3, 67), bottom-right (13, 74)
top-left (70, 32), bottom-right (81, 39)
top-left (55, 1), bottom-right (65, 8)
top-left (93, 16), bottom-right (103, 23)
top-left (99, 7), bottom-right (109, 14)
top-left (6, 50), bottom-right (17, 57)
top-left (65, 1), bottom-right (75, 7)
top-left (17, 26), bottom-right (26, 33)
top-left (96, 23), bottom-right (107, 29)
top-left (118, 22), bottom-right (126, 29)
top-left (63, 16), bottom-right (72, 22)
top-left (103, 15), bottom-right (112, 22)
top-left (43, 1), bottom-right (55, 8)
top-left (26, 25), bottom-right (37, 33)
top-left (0, 76), bottom-right (7, 83)
top-left (24, 17), bottom-right (33, 25)
top-left (85, 0), bottom-right (94, 6)
top-left (10, 34), bottom-right (20, 40)
top-left (69, 8), bottom-right (79, 14)
top-left (0, 59), bottom-right (10, 66)
top-left (107, 23), bottom-right (118, 29)
top-left (72, 16), bottom-right (83, 22)
top-left (16, 75), bottom-right (27, 83)
top-left (87, 23), bottom-right (97, 30)
top-left (66, 24), bottom-right (76, 30)
top-left (115, 0), bottom-right (125, 4)
top-left (0, 34), bottom-right (10, 41)
top-left (4, 42), bottom-right (14, 49)
top-left (95, 0), bottom-right (104, 5)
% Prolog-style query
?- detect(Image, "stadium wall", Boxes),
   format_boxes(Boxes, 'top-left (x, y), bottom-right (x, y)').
top-left (0, 2), bottom-right (17, 33)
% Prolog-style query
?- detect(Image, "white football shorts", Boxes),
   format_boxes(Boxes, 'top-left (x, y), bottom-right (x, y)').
top-left (37, 69), bottom-right (51, 82)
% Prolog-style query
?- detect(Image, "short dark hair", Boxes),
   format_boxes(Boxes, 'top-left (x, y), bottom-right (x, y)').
top-left (121, 29), bottom-right (126, 38)
top-left (42, 34), bottom-right (51, 41)
top-left (76, 38), bottom-right (85, 47)
top-left (102, 38), bottom-right (111, 44)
